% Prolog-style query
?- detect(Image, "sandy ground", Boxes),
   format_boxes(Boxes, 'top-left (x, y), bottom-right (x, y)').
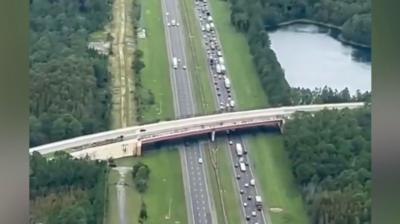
top-left (109, 0), bottom-right (136, 129)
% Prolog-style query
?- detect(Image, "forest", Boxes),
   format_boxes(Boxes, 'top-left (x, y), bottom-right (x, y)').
top-left (29, 0), bottom-right (112, 147)
top-left (230, 0), bottom-right (371, 45)
top-left (283, 106), bottom-right (371, 223)
top-left (30, 152), bottom-right (107, 224)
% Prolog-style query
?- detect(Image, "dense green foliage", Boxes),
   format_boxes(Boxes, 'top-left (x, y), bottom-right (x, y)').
top-left (231, 0), bottom-right (371, 45)
top-left (29, 0), bottom-right (112, 146)
top-left (132, 162), bottom-right (151, 193)
top-left (30, 152), bottom-right (107, 224)
top-left (290, 86), bottom-right (371, 105)
top-left (283, 107), bottom-right (371, 223)
top-left (138, 201), bottom-right (148, 223)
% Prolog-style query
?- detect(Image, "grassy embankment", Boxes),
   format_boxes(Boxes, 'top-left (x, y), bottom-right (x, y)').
top-left (209, 0), bottom-right (310, 223)
top-left (106, 0), bottom-right (187, 223)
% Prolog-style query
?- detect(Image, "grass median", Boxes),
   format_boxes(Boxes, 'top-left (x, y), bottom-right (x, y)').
top-left (179, 0), bottom-right (216, 114)
top-left (138, 0), bottom-right (174, 122)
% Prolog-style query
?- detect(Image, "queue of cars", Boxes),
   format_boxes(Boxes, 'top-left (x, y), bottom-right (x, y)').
top-left (193, 0), bottom-right (265, 222)
top-left (194, 0), bottom-right (235, 112)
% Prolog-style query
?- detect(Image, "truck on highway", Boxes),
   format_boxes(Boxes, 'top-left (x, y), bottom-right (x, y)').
top-left (208, 16), bottom-right (213, 22)
top-left (255, 195), bottom-right (263, 210)
top-left (224, 77), bottom-right (231, 88)
top-left (210, 22), bottom-right (215, 30)
top-left (216, 64), bottom-right (222, 74)
top-left (239, 162), bottom-right (246, 172)
top-left (218, 57), bottom-right (224, 64)
top-left (236, 142), bottom-right (243, 156)
top-left (172, 57), bottom-right (178, 69)
top-left (205, 23), bottom-right (211, 32)
top-left (220, 64), bottom-right (226, 73)
top-left (230, 100), bottom-right (235, 108)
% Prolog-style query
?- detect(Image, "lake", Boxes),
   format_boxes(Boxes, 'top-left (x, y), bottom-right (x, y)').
top-left (268, 23), bottom-right (371, 94)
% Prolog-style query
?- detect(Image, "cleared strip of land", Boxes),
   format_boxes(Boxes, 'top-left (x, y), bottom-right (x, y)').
top-left (109, 0), bottom-right (136, 128)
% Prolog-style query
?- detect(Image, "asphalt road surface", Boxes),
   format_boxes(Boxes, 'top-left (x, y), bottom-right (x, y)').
top-left (193, 0), bottom-right (269, 223)
top-left (161, 0), bottom-right (215, 223)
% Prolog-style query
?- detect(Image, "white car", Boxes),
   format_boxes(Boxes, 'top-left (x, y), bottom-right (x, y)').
top-left (198, 158), bottom-right (203, 164)
top-left (251, 211), bottom-right (257, 217)
top-left (183, 65), bottom-right (187, 70)
top-left (229, 140), bottom-right (233, 145)
top-left (166, 12), bottom-right (169, 16)
top-left (244, 183), bottom-right (249, 188)
top-left (243, 202), bottom-right (248, 207)
top-left (167, 22), bottom-right (171, 26)
top-left (177, 22), bottom-right (180, 26)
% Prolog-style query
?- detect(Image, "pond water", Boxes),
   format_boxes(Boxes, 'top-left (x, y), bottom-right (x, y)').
top-left (268, 24), bottom-right (371, 94)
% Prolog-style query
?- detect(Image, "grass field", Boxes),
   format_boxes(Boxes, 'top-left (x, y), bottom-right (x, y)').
top-left (209, 0), bottom-right (269, 110)
top-left (138, 0), bottom-right (174, 122)
top-left (107, 149), bottom-right (187, 224)
top-left (247, 133), bottom-right (309, 224)
top-left (180, 0), bottom-right (216, 114)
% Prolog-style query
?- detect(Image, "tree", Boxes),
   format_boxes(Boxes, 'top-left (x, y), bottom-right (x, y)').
top-left (56, 205), bottom-right (87, 224)
top-left (50, 114), bottom-right (83, 141)
top-left (138, 201), bottom-right (148, 223)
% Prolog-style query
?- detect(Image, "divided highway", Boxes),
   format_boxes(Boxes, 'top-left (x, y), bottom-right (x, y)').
top-left (161, 0), bottom-right (215, 223)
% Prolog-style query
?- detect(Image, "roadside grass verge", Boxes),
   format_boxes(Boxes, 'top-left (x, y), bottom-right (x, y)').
top-left (113, 148), bottom-right (187, 223)
top-left (179, 0), bottom-right (216, 114)
top-left (247, 133), bottom-right (309, 224)
top-left (209, 0), bottom-right (268, 110)
top-left (138, 0), bottom-right (174, 122)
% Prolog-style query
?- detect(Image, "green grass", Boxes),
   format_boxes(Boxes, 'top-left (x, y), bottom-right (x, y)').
top-left (138, 0), bottom-right (174, 122)
top-left (108, 148), bottom-right (187, 224)
top-left (209, 0), bottom-right (269, 110)
top-left (247, 133), bottom-right (309, 224)
top-left (180, 0), bottom-right (216, 114)
top-left (214, 142), bottom-right (242, 224)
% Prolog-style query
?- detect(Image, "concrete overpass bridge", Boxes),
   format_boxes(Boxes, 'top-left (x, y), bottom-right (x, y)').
top-left (29, 102), bottom-right (364, 160)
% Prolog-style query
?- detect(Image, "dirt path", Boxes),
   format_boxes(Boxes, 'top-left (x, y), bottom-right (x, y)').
top-left (109, 0), bottom-right (136, 129)
top-left (113, 167), bottom-right (133, 224)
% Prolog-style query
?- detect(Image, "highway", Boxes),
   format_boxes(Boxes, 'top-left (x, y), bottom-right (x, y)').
top-left (193, 0), bottom-right (268, 222)
top-left (161, 0), bottom-right (215, 222)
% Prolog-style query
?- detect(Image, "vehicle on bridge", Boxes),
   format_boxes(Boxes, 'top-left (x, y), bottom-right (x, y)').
top-left (240, 162), bottom-right (246, 172)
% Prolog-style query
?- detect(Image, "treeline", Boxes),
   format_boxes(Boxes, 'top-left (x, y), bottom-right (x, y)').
top-left (131, 1), bottom-right (157, 123)
top-left (246, 0), bottom-right (371, 45)
top-left (290, 86), bottom-right (371, 105)
top-left (29, 0), bottom-right (112, 147)
top-left (30, 152), bottom-right (107, 224)
top-left (283, 107), bottom-right (371, 223)
top-left (230, 0), bottom-right (291, 106)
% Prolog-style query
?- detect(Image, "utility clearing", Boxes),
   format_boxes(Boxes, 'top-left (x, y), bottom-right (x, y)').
top-left (109, 0), bottom-right (136, 128)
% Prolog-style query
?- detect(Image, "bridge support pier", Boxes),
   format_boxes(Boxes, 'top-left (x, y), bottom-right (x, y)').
top-left (136, 141), bottom-right (142, 156)
top-left (278, 120), bottom-right (285, 133)
top-left (211, 131), bottom-right (215, 142)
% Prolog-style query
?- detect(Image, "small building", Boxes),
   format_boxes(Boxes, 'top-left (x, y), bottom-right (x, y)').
top-left (138, 28), bottom-right (146, 39)
top-left (88, 41), bottom-right (111, 55)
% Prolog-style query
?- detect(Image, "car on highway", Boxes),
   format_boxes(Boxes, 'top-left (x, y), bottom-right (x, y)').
top-left (244, 183), bottom-right (249, 188)
top-left (252, 211), bottom-right (257, 217)
top-left (183, 65), bottom-right (187, 70)
top-left (246, 215), bottom-right (250, 221)
top-left (198, 157), bottom-right (203, 164)
top-left (234, 163), bottom-right (239, 168)
top-left (247, 195), bottom-right (252, 200)
top-left (229, 140), bottom-right (233, 145)
top-left (243, 202), bottom-right (248, 207)
top-left (240, 189), bottom-right (244, 194)
top-left (236, 174), bottom-right (240, 179)
top-left (250, 178), bottom-right (255, 186)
